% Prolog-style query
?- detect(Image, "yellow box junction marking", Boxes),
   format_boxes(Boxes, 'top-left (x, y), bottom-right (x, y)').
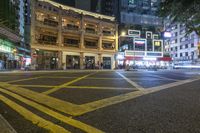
top-left (0, 88), bottom-right (104, 133)
top-left (6, 76), bottom-right (43, 83)
top-left (0, 74), bottom-right (199, 117)
top-left (0, 82), bottom-right (85, 116)
top-left (0, 94), bottom-right (70, 133)
top-left (42, 72), bottom-right (97, 95)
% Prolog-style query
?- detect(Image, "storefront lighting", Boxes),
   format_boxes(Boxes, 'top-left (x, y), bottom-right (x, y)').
top-left (143, 57), bottom-right (157, 61)
top-left (116, 54), bottom-right (124, 60)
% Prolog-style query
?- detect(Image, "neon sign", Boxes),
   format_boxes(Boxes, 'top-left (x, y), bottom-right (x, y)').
top-left (0, 39), bottom-right (13, 53)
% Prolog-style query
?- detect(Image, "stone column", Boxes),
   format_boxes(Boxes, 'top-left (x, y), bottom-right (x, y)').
top-left (80, 15), bottom-right (85, 50)
top-left (58, 51), bottom-right (63, 69)
top-left (80, 52), bottom-right (84, 69)
top-left (115, 24), bottom-right (119, 52)
top-left (58, 7), bottom-right (62, 47)
top-left (98, 22), bottom-right (103, 51)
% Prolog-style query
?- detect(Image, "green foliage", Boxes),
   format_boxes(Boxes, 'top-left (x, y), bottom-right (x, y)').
top-left (158, 0), bottom-right (200, 35)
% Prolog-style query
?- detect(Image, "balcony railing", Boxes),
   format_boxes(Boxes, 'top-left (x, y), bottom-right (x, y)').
top-left (102, 31), bottom-right (114, 36)
top-left (85, 28), bottom-right (97, 34)
top-left (63, 43), bottom-right (80, 48)
top-left (37, 39), bottom-right (57, 45)
top-left (102, 43), bottom-right (114, 50)
top-left (63, 24), bottom-right (79, 31)
top-left (84, 41), bottom-right (98, 49)
top-left (43, 18), bottom-right (58, 27)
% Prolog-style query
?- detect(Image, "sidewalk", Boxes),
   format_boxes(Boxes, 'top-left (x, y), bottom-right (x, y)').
top-left (0, 115), bottom-right (17, 133)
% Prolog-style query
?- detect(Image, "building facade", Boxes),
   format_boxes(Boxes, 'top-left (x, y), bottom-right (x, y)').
top-left (164, 21), bottom-right (200, 66)
top-left (31, 0), bottom-right (118, 70)
top-left (117, 29), bottom-right (171, 69)
top-left (0, 0), bottom-right (30, 70)
top-left (120, 0), bottom-right (161, 24)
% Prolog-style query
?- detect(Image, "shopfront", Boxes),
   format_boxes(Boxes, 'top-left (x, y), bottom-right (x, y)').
top-left (66, 55), bottom-right (80, 69)
top-left (85, 56), bottom-right (95, 69)
top-left (32, 49), bottom-right (59, 70)
top-left (0, 39), bottom-right (19, 70)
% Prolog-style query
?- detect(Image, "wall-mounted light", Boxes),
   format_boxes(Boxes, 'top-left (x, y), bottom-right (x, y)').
top-left (121, 31), bottom-right (126, 36)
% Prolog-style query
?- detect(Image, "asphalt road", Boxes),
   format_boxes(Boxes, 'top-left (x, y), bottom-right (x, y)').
top-left (0, 69), bottom-right (200, 133)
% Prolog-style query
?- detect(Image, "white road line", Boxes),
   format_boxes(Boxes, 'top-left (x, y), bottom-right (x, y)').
top-left (149, 75), bottom-right (181, 81)
top-left (0, 115), bottom-right (17, 133)
top-left (116, 72), bottom-right (145, 91)
top-left (145, 77), bottom-right (200, 93)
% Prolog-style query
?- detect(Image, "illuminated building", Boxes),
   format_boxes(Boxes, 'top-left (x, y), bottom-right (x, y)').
top-left (0, 0), bottom-right (30, 70)
top-left (117, 30), bottom-right (171, 69)
top-left (164, 21), bottom-right (200, 66)
top-left (31, 0), bottom-right (118, 70)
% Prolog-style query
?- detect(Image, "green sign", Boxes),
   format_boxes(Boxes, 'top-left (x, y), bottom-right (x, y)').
top-left (0, 39), bottom-right (13, 53)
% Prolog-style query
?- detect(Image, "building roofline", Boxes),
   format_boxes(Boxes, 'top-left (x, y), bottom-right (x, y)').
top-left (38, 0), bottom-right (115, 21)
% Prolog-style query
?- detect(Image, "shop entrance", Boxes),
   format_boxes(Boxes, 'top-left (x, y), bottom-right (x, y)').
top-left (37, 50), bottom-right (58, 70)
top-left (66, 55), bottom-right (80, 69)
top-left (85, 56), bottom-right (95, 69)
top-left (103, 57), bottom-right (111, 69)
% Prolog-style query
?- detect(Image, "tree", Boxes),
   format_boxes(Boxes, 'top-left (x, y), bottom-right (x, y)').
top-left (158, 0), bottom-right (200, 36)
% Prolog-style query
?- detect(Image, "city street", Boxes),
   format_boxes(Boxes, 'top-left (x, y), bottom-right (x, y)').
top-left (0, 70), bottom-right (200, 133)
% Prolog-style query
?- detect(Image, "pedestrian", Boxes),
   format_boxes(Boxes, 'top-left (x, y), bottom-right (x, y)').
top-left (101, 62), bottom-right (103, 69)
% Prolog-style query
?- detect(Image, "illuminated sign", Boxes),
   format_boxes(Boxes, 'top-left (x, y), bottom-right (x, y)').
top-left (154, 41), bottom-right (161, 46)
top-left (146, 31), bottom-right (152, 39)
top-left (128, 30), bottom-right (140, 37)
top-left (134, 39), bottom-right (146, 45)
top-left (143, 57), bottom-right (157, 61)
top-left (164, 32), bottom-right (172, 38)
top-left (0, 39), bottom-right (13, 53)
top-left (147, 52), bottom-right (162, 56)
top-left (0, 44), bottom-right (12, 53)
top-left (153, 34), bottom-right (159, 39)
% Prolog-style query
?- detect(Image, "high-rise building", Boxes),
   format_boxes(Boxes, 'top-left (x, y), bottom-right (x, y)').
top-left (0, 0), bottom-right (30, 70)
top-left (164, 21), bottom-right (200, 66)
top-left (115, 0), bottom-right (172, 69)
top-left (52, 0), bottom-right (119, 17)
top-left (119, 0), bottom-right (162, 33)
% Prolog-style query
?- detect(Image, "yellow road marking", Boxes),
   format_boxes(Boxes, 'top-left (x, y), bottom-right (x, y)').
top-left (116, 72), bottom-right (145, 91)
top-left (12, 85), bottom-right (135, 90)
top-left (0, 94), bottom-right (70, 133)
top-left (1, 76), bottom-right (199, 117)
top-left (77, 78), bottom-right (200, 116)
top-left (6, 76), bottom-right (43, 83)
top-left (86, 77), bottom-right (123, 80)
top-left (0, 82), bottom-right (85, 116)
top-left (65, 86), bottom-right (136, 90)
top-left (13, 84), bottom-right (55, 88)
top-left (42, 72), bottom-right (97, 95)
top-left (0, 88), bottom-right (104, 133)
top-left (42, 76), bottom-right (79, 79)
